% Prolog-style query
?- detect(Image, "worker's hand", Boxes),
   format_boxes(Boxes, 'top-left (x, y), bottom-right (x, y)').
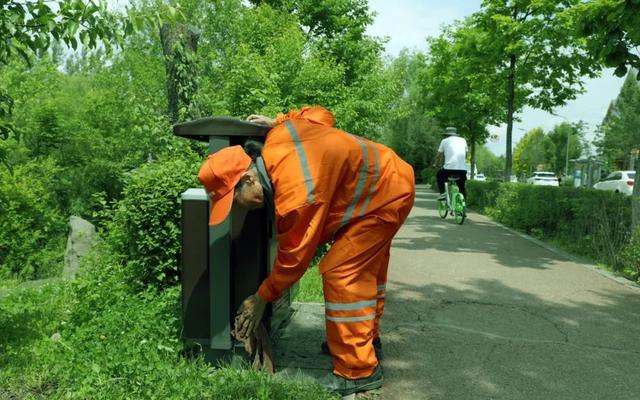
top-left (236, 293), bottom-right (267, 339)
top-left (247, 115), bottom-right (276, 127)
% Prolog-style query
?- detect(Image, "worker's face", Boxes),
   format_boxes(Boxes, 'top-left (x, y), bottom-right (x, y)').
top-left (233, 169), bottom-right (264, 210)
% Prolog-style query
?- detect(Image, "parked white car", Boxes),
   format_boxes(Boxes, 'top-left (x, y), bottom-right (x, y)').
top-left (593, 170), bottom-right (635, 195)
top-left (474, 173), bottom-right (487, 182)
top-left (526, 171), bottom-right (559, 186)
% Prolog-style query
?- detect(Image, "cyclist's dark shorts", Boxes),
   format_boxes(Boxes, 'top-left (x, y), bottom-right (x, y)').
top-left (437, 169), bottom-right (467, 197)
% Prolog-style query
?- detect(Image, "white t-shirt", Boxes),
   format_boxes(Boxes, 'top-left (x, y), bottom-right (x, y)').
top-left (438, 136), bottom-right (468, 171)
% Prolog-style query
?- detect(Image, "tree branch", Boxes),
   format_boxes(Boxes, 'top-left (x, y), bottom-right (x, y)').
top-left (516, 8), bottom-right (532, 23)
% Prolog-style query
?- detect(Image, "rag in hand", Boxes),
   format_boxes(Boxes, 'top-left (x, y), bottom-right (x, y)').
top-left (232, 315), bottom-right (275, 374)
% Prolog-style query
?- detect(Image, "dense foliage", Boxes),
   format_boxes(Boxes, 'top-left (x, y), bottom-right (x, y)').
top-left (467, 0), bottom-right (600, 178)
top-left (595, 68), bottom-right (640, 228)
top-left (466, 181), bottom-right (638, 281)
top-left (572, 0), bottom-right (640, 78)
top-left (0, 253), bottom-right (337, 399)
top-left (596, 70), bottom-right (640, 170)
top-left (101, 158), bottom-right (200, 290)
top-left (621, 226), bottom-right (640, 281)
top-left (513, 122), bottom-right (587, 178)
top-left (0, 158), bottom-right (67, 279)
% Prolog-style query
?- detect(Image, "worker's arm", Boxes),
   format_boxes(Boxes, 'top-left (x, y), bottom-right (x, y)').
top-left (257, 202), bottom-right (328, 303)
top-left (247, 114), bottom-right (276, 127)
top-left (235, 202), bottom-right (327, 338)
top-left (433, 151), bottom-right (444, 168)
top-left (433, 139), bottom-right (445, 168)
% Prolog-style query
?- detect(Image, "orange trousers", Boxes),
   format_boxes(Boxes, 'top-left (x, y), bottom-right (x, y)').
top-left (320, 195), bottom-right (414, 379)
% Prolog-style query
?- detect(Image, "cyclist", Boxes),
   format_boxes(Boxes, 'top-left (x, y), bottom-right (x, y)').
top-left (434, 126), bottom-right (468, 200)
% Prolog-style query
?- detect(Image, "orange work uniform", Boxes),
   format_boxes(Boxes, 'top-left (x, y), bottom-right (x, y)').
top-left (256, 106), bottom-right (415, 379)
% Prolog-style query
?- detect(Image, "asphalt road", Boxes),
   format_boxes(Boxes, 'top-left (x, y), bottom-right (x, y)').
top-left (275, 185), bottom-right (640, 400)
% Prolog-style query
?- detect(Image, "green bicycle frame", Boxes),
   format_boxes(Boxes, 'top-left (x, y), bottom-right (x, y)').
top-left (438, 179), bottom-right (466, 225)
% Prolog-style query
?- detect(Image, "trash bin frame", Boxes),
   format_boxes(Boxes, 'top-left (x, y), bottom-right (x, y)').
top-left (175, 117), bottom-right (292, 362)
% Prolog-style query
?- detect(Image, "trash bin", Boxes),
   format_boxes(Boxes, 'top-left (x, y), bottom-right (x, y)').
top-left (174, 117), bottom-right (295, 363)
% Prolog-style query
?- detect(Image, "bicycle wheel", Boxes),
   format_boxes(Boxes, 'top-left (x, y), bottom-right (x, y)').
top-left (453, 193), bottom-right (466, 225)
top-left (437, 199), bottom-right (448, 218)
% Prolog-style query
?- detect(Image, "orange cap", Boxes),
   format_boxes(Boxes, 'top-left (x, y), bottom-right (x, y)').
top-left (197, 146), bottom-right (252, 225)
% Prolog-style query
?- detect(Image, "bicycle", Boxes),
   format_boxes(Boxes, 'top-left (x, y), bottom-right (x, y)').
top-left (437, 176), bottom-right (466, 225)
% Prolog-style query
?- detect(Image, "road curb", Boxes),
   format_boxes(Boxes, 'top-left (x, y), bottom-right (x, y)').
top-left (470, 209), bottom-right (640, 292)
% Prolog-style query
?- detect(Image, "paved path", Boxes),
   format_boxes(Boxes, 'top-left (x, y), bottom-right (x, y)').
top-left (274, 185), bottom-right (640, 399)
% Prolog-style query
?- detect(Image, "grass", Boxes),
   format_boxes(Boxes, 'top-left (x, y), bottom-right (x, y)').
top-left (0, 255), bottom-right (337, 400)
top-left (0, 277), bottom-right (20, 290)
top-left (545, 236), bottom-right (640, 283)
top-left (294, 265), bottom-right (324, 303)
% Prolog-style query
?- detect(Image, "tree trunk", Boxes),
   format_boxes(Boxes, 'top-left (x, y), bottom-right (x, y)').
top-left (505, 54), bottom-right (516, 180)
top-left (633, 159), bottom-right (640, 231)
top-left (160, 23), bottom-right (200, 124)
top-left (469, 128), bottom-right (477, 180)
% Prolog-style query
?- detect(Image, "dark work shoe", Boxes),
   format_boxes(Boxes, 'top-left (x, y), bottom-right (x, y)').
top-left (321, 338), bottom-right (383, 360)
top-left (319, 364), bottom-right (383, 396)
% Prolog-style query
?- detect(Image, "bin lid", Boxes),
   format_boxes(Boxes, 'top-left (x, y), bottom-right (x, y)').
top-left (173, 117), bottom-right (270, 142)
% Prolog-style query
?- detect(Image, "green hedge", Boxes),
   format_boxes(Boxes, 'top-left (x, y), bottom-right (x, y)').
top-left (0, 158), bottom-right (67, 280)
top-left (466, 181), bottom-right (637, 280)
top-left (621, 226), bottom-right (640, 282)
top-left (466, 180), bottom-right (501, 213)
top-left (101, 157), bottom-right (200, 291)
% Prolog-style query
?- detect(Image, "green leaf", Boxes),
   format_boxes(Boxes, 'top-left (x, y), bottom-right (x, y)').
top-left (614, 64), bottom-right (628, 77)
top-left (80, 31), bottom-right (90, 47)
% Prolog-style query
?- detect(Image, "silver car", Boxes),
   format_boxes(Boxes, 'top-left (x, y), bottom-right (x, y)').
top-left (526, 172), bottom-right (559, 186)
top-left (593, 170), bottom-right (635, 196)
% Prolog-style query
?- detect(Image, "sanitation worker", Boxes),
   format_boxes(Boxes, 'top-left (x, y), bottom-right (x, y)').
top-left (197, 106), bottom-right (415, 396)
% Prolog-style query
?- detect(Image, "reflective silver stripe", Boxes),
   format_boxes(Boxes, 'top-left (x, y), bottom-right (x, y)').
top-left (377, 284), bottom-right (386, 292)
top-left (326, 314), bottom-right (376, 323)
top-left (284, 121), bottom-right (315, 204)
top-left (358, 144), bottom-right (380, 217)
top-left (340, 135), bottom-right (369, 228)
top-left (325, 300), bottom-right (376, 311)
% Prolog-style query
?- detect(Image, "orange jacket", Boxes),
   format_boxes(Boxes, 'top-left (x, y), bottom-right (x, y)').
top-left (257, 107), bottom-right (414, 303)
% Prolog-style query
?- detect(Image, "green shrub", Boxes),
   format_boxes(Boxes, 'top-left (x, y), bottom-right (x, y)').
top-left (466, 180), bottom-right (501, 213)
top-left (0, 250), bottom-right (338, 400)
top-left (621, 226), bottom-right (640, 282)
top-left (420, 167), bottom-right (437, 186)
top-left (489, 185), bottom-right (573, 234)
top-left (560, 189), bottom-right (631, 268)
top-left (102, 157), bottom-right (200, 291)
top-left (0, 158), bottom-right (67, 280)
top-left (468, 181), bottom-right (633, 277)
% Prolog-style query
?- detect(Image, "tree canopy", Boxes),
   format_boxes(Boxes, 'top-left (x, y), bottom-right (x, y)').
top-left (420, 20), bottom-right (503, 177)
top-left (468, 0), bottom-right (600, 178)
top-left (572, 0), bottom-right (640, 78)
top-left (596, 69), bottom-right (640, 169)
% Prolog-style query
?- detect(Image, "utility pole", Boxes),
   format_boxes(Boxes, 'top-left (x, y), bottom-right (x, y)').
top-left (565, 129), bottom-right (570, 178)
